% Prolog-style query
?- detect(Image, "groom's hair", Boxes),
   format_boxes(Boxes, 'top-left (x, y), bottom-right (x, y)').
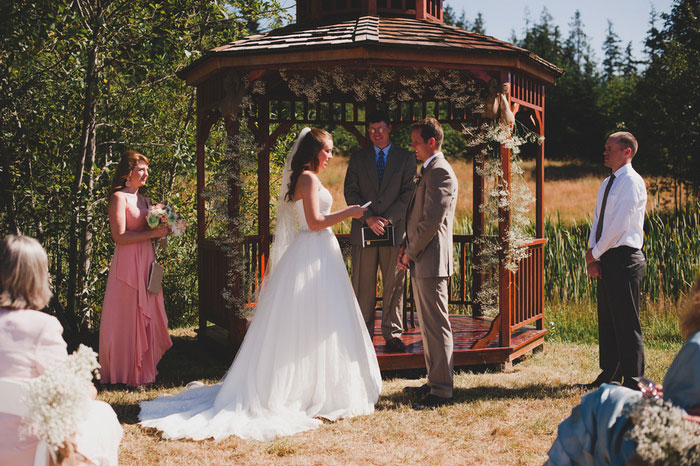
top-left (412, 118), bottom-right (443, 148)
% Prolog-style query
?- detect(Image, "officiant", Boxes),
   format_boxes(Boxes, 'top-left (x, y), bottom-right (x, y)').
top-left (344, 110), bottom-right (416, 352)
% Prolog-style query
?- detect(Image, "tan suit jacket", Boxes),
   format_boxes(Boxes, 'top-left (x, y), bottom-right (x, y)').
top-left (345, 144), bottom-right (416, 245)
top-left (404, 153), bottom-right (458, 278)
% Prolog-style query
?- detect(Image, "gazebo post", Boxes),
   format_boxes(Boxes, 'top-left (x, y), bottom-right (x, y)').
top-left (255, 98), bottom-right (271, 278)
top-left (498, 72), bottom-right (512, 349)
top-left (535, 109), bottom-right (545, 239)
top-left (196, 110), bottom-right (218, 337)
top-left (223, 114), bottom-right (249, 348)
top-left (471, 141), bottom-right (486, 317)
top-left (535, 107), bottom-right (545, 331)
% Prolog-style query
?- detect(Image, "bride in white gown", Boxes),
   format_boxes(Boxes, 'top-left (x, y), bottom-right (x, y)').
top-left (139, 128), bottom-right (382, 442)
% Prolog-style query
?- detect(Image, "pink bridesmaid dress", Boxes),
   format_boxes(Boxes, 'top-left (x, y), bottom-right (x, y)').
top-left (99, 195), bottom-right (172, 386)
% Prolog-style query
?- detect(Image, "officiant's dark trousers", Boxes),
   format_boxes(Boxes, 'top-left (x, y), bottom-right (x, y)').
top-left (597, 246), bottom-right (645, 378)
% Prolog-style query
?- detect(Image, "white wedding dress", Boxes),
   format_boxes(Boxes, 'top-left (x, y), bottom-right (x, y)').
top-left (139, 187), bottom-right (382, 442)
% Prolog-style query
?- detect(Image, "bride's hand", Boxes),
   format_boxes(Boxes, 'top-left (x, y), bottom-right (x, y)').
top-left (347, 205), bottom-right (367, 219)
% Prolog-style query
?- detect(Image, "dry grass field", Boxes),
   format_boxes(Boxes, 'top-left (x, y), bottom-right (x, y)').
top-left (319, 155), bottom-right (674, 229)
top-left (103, 328), bottom-right (678, 466)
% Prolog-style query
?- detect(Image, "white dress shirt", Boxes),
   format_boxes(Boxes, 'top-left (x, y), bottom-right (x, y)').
top-left (588, 163), bottom-right (647, 260)
top-left (421, 152), bottom-right (442, 171)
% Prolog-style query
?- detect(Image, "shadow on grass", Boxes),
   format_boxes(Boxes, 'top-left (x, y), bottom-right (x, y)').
top-left (377, 382), bottom-right (582, 411)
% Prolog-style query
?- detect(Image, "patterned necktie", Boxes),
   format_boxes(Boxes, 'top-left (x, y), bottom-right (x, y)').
top-left (595, 174), bottom-right (616, 242)
top-left (377, 149), bottom-right (385, 185)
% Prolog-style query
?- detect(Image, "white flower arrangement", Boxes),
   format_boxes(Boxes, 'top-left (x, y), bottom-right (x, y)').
top-left (625, 395), bottom-right (700, 465)
top-left (467, 120), bottom-right (540, 314)
top-left (21, 344), bottom-right (100, 452)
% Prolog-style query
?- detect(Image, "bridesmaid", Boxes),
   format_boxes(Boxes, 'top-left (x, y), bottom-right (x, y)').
top-left (99, 150), bottom-right (172, 389)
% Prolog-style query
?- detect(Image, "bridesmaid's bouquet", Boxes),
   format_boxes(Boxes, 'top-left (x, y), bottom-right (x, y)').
top-left (147, 203), bottom-right (186, 236)
top-left (21, 345), bottom-right (100, 452)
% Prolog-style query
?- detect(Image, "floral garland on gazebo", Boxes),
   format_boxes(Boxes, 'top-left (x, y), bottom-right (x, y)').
top-left (208, 67), bottom-right (541, 318)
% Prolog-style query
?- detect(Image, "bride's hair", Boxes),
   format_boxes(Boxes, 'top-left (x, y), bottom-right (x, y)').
top-left (285, 128), bottom-right (331, 202)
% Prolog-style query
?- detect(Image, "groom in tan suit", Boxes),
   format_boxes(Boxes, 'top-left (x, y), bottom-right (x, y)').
top-left (398, 117), bottom-right (458, 408)
top-left (345, 110), bottom-right (416, 352)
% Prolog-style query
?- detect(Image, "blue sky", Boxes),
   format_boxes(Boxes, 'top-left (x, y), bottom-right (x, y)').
top-left (276, 0), bottom-right (676, 64)
top-left (444, 0), bottom-right (675, 62)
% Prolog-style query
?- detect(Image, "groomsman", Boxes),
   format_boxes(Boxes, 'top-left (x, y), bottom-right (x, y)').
top-left (344, 110), bottom-right (416, 351)
top-left (584, 131), bottom-right (647, 390)
top-left (399, 117), bottom-right (458, 408)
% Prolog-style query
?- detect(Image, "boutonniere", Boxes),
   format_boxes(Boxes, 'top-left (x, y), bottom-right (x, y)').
top-left (413, 173), bottom-right (422, 184)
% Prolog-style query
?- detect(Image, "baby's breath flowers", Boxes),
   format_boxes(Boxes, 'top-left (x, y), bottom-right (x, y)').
top-left (21, 345), bottom-right (100, 452)
top-left (468, 120), bottom-right (540, 314)
top-left (625, 393), bottom-right (700, 465)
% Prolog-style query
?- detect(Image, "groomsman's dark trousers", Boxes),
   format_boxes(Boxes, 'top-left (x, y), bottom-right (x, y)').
top-left (597, 246), bottom-right (646, 378)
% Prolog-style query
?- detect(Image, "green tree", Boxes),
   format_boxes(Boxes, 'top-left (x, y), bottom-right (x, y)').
top-left (471, 13), bottom-right (485, 35)
top-left (0, 0), bottom-right (289, 332)
top-left (602, 20), bottom-right (622, 80)
top-left (514, 8), bottom-right (606, 160)
top-left (443, 2), bottom-right (485, 34)
top-left (633, 0), bottom-right (700, 202)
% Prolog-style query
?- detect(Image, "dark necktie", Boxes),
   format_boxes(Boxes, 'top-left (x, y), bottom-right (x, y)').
top-left (595, 174), bottom-right (615, 242)
top-left (377, 149), bottom-right (385, 185)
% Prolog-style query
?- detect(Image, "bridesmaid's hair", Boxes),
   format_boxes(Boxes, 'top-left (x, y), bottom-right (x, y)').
top-left (680, 276), bottom-right (700, 341)
top-left (285, 128), bottom-right (331, 202)
top-left (110, 150), bottom-right (149, 195)
top-left (0, 235), bottom-right (52, 311)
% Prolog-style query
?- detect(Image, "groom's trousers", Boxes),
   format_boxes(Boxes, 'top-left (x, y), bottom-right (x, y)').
top-left (411, 275), bottom-right (453, 398)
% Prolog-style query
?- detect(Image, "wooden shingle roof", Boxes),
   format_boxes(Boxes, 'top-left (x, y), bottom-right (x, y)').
top-left (180, 16), bottom-right (563, 84)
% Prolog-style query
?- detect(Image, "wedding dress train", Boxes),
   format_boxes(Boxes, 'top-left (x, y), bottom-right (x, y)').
top-left (139, 188), bottom-right (382, 441)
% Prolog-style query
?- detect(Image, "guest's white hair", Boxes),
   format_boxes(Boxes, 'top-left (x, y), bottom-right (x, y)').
top-left (0, 235), bottom-right (52, 310)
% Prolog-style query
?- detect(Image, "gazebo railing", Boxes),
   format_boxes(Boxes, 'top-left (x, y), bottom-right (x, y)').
top-left (200, 234), bottom-right (545, 340)
top-left (506, 238), bottom-right (546, 331)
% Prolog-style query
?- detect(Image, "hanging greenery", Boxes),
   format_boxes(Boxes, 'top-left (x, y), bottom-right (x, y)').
top-left (208, 67), bottom-right (540, 318)
top-left (465, 121), bottom-right (542, 314)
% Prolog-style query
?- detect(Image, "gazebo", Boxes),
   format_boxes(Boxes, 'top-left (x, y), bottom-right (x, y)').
top-left (179, 0), bottom-right (563, 370)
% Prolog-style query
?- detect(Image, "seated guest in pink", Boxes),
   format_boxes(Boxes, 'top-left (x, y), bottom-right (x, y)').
top-left (0, 235), bottom-right (123, 466)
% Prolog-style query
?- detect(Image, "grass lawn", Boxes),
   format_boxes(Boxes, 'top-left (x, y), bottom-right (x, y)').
top-left (101, 327), bottom-right (680, 466)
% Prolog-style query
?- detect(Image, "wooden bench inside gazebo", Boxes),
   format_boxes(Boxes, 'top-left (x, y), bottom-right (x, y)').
top-left (180, 0), bottom-right (562, 371)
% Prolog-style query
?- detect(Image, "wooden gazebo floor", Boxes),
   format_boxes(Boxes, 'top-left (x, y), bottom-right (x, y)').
top-left (373, 311), bottom-right (547, 371)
